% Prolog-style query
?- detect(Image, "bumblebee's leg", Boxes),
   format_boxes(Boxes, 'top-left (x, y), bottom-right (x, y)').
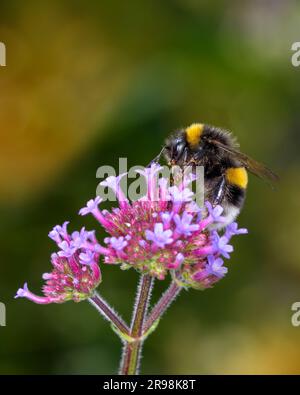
top-left (213, 176), bottom-right (227, 206)
top-left (147, 146), bottom-right (166, 167)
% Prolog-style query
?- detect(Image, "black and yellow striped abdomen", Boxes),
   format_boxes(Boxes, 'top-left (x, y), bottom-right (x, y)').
top-left (224, 167), bottom-right (248, 213)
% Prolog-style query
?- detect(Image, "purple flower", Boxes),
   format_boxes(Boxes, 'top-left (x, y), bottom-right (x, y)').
top-left (158, 178), bottom-right (169, 201)
top-left (15, 283), bottom-right (29, 299)
top-left (136, 163), bottom-right (163, 179)
top-left (205, 202), bottom-right (226, 223)
top-left (168, 253), bottom-right (185, 269)
top-left (42, 272), bottom-right (52, 280)
top-left (16, 225), bottom-right (102, 304)
top-left (212, 231), bottom-right (233, 259)
top-left (78, 164), bottom-right (247, 284)
top-left (17, 163), bottom-right (248, 295)
top-left (100, 173), bottom-right (128, 205)
top-left (79, 197), bottom-right (102, 216)
top-left (225, 222), bottom-right (248, 239)
top-left (145, 223), bottom-right (173, 248)
top-left (109, 236), bottom-right (128, 251)
top-left (185, 201), bottom-right (201, 214)
top-left (136, 164), bottom-right (164, 201)
top-left (168, 186), bottom-right (194, 202)
top-left (173, 212), bottom-right (199, 236)
top-left (100, 175), bottom-right (121, 191)
top-left (71, 228), bottom-right (89, 249)
top-left (79, 250), bottom-right (96, 265)
top-left (58, 240), bottom-right (77, 258)
top-left (48, 221), bottom-right (70, 243)
top-left (161, 211), bottom-right (173, 228)
top-left (205, 255), bottom-right (228, 278)
top-left (15, 283), bottom-right (55, 305)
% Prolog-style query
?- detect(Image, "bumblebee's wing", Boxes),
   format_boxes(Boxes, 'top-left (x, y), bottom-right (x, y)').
top-left (213, 141), bottom-right (279, 184)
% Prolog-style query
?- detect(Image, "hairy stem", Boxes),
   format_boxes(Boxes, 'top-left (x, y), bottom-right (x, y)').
top-left (120, 274), bottom-right (154, 375)
top-left (143, 281), bottom-right (182, 334)
top-left (88, 292), bottom-right (130, 337)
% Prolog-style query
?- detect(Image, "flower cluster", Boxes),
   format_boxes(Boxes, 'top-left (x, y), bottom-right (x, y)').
top-left (78, 164), bottom-right (247, 289)
top-left (15, 223), bottom-right (102, 303)
top-left (16, 164), bottom-right (247, 303)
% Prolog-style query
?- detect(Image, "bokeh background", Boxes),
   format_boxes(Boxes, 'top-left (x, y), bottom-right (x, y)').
top-left (1, 0), bottom-right (300, 374)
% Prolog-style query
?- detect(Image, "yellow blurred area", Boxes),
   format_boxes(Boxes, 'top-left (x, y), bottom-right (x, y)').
top-left (0, 2), bottom-right (131, 204)
top-left (166, 321), bottom-right (300, 374)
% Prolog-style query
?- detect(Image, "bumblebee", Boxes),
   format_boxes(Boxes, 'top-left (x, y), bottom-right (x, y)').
top-left (152, 123), bottom-right (278, 227)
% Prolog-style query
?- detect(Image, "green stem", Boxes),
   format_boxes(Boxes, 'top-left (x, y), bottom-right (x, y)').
top-left (119, 274), bottom-right (153, 375)
top-left (119, 341), bottom-right (142, 376)
top-left (143, 281), bottom-right (182, 334)
top-left (88, 292), bottom-right (130, 337)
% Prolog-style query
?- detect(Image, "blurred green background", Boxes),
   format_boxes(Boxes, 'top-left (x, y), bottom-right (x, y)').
top-left (1, 0), bottom-right (300, 374)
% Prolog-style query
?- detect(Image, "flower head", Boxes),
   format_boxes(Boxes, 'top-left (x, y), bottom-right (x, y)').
top-left (15, 225), bottom-right (102, 304)
top-left (80, 164), bottom-right (247, 288)
top-left (17, 163), bottom-right (247, 298)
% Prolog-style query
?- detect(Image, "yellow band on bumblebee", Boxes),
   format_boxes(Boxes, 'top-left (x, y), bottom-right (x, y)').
top-left (226, 167), bottom-right (248, 189)
top-left (185, 123), bottom-right (204, 147)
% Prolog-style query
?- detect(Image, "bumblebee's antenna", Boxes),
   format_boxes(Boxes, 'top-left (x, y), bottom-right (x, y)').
top-left (147, 146), bottom-right (166, 167)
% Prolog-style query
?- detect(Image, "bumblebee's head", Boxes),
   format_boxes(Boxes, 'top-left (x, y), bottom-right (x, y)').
top-left (164, 132), bottom-right (187, 166)
top-left (164, 123), bottom-right (205, 166)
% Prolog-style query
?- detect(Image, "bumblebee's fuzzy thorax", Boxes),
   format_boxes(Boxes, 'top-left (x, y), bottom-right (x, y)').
top-left (201, 125), bottom-right (237, 149)
top-left (164, 124), bottom-right (237, 167)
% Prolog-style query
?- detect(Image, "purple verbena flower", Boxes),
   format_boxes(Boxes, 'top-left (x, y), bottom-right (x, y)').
top-left (48, 221), bottom-right (70, 243)
top-left (205, 201), bottom-right (226, 223)
top-left (18, 164), bottom-right (248, 296)
top-left (77, 164), bottom-right (247, 286)
top-left (109, 236), bottom-right (128, 251)
top-left (145, 223), bottom-right (173, 249)
top-left (79, 250), bottom-right (96, 265)
top-left (211, 231), bottom-right (234, 259)
top-left (225, 222), bottom-right (248, 239)
top-left (205, 255), bottom-right (228, 278)
top-left (79, 197), bottom-right (102, 216)
top-left (100, 173), bottom-right (128, 206)
top-left (192, 255), bottom-right (228, 286)
top-left (15, 225), bottom-right (102, 304)
top-left (168, 186), bottom-right (194, 203)
top-left (173, 212), bottom-right (199, 236)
